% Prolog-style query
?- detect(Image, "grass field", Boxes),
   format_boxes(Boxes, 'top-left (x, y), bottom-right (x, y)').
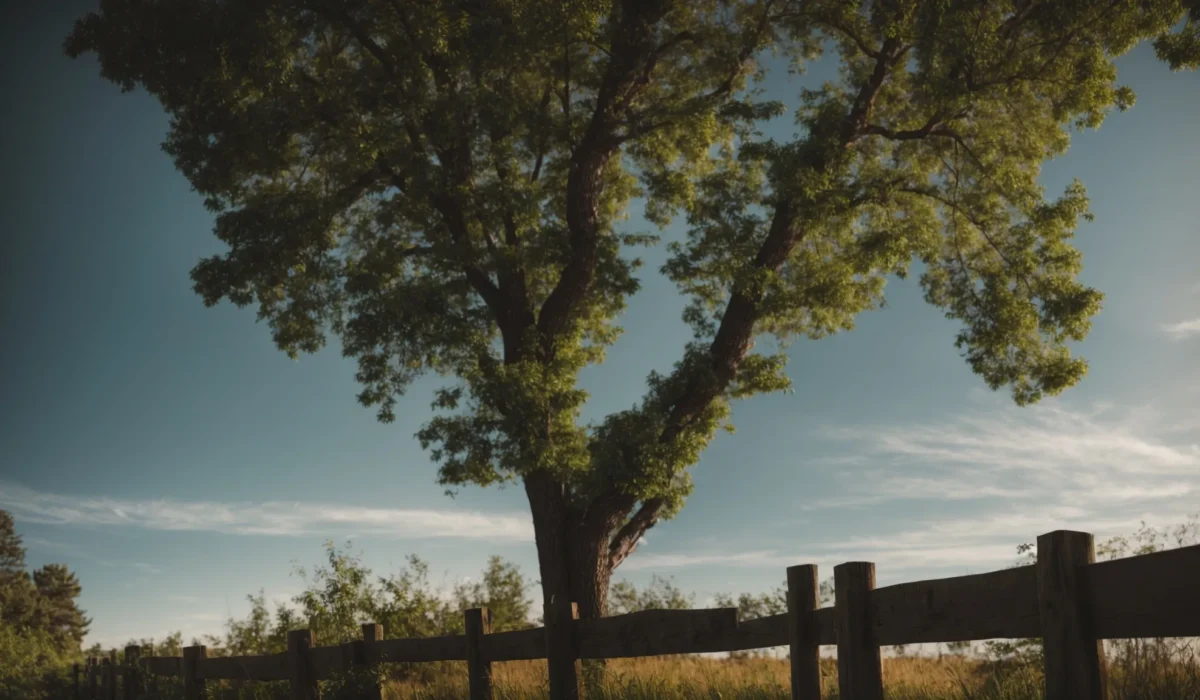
top-left (115, 639), bottom-right (1200, 699)
top-left (372, 647), bottom-right (1200, 700)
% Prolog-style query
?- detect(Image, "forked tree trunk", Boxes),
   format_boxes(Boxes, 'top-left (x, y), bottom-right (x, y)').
top-left (524, 472), bottom-right (621, 693)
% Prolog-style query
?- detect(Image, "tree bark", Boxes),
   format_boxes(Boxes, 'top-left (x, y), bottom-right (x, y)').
top-left (523, 472), bottom-right (619, 621)
top-left (524, 472), bottom-right (627, 694)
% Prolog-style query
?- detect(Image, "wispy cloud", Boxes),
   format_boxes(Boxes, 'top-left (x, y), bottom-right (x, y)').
top-left (814, 400), bottom-right (1199, 511)
top-left (0, 483), bottom-right (534, 542)
top-left (627, 398), bottom-right (1199, 579)
top-left (622, 550), bottom-right (785, 572)
top-left (1164, 318), bottom-right (1200, 339)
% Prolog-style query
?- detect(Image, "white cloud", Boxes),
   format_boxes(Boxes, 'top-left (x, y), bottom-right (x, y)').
top-left (625, 398), bottom-right (1199, 580)
top-left (0, 483), bottom-right (534, 542)
top-left (1164, 318), bottom-right (1200, 339)
top-left (621, 550), bottom-right (785, 572)
top-left (815, 400), bottom-right (1199, 509)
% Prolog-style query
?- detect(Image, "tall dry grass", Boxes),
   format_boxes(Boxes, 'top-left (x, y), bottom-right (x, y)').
top-left (377, 643), bottom-right (1200, 700)
top-left (126, 640), bottom-right (1200, 699)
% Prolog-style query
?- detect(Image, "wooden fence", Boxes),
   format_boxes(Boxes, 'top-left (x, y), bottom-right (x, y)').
top-left (72, 530), bottom-right (1200, 700)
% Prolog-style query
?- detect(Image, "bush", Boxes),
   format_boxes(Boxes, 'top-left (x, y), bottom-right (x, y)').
top-left (0, 625), bottom-right (72, 700)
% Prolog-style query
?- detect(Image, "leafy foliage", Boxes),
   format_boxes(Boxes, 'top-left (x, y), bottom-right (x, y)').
top-left (0, 511), bottom-right (88, 700)
top-left (191, 542), bottom-right (534, 657)
top-left (608, 575), bottom-right (694, 615)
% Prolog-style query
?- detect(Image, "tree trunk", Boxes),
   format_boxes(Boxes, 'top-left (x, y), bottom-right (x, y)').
top-left (524, 472), bottom-right (579, 698)
top-left (524, 472), bottom-right (624, 693)
top-left (568, 530), bottom-right (614, 691)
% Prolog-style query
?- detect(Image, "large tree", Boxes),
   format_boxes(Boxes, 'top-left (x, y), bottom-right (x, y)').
top-left (66, 0), bottom-right (1199, 629)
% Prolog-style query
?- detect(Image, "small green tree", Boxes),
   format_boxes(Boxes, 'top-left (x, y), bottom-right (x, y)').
top-left (206, 542), bottom-right (536, 653)
top-left (292, 542), bottom-right (381, 644)
top-left (608, 575), bottom-right (694, 615)
top-left (450, 555), bottom-right (534, 633)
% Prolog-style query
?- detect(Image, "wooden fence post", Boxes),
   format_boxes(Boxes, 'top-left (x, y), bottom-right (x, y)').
top-left (544, 598), bottom-right (579, 700)
top-left (835, 562), bottom-right (883, 700)
top-left (87, 657), bottom-right (97, 700)
top-left (288, 629), bottom-right (319, 700)
top-left (465, 607), bottom-right (493, 700)
top-left (1037, 530), bottom-right (1107, 700)
top-left (787, 564), bottom-right (821, 700)
top-left (182, 645), bottom-right (207, 700)
top-left (105, 650), bottom-right (117, 700)
top-left (141, 646), bottom-right (154, 697)
top-left (123, 645), bottom-right (141, 700)
top-left (360, 623), bottom-right (384, 700)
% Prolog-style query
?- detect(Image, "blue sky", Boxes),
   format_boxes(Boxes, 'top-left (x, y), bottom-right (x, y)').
top-left (1, 3), bottom-right (1197, 649)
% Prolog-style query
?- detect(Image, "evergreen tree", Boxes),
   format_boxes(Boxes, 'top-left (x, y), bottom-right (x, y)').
top-left (32, 565), bottom-right (90, 650)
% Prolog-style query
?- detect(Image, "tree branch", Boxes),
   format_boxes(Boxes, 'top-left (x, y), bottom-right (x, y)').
top-left (608, 497), bottom-right (666, 570)
top-left (535, 0), bottom-right (675, 352)
top-left (621, 0), bottom-right (778, 141)
top-left (593, 26), bottom-right (910, 566)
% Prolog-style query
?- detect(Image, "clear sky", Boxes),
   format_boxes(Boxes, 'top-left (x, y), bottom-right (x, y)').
top-left (1, 2), bottom-right (1197, 649)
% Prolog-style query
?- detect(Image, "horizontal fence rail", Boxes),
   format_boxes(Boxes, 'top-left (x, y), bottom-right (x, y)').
top-left (73, 531), bottom-right (1200, 700)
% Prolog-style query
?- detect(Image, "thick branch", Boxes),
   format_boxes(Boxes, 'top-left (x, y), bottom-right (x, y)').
top-left (862, 112), bottom-right (965, 142)
top-left (607, 497), bottom-right (666, 570)
top-left (595, 30), bottom-right (910, 561)
top-left (535, 0), bottom-right (675, 351)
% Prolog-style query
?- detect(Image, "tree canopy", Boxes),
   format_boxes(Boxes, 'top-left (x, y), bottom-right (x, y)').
top-left (66, 0), bottom-right (1200, 617)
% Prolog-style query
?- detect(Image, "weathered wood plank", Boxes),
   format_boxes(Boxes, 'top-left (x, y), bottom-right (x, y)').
top-left (836, 562), bottom-right (883, 700)
top-left (481, 627), bottom-right (545, 661)
top-left (722, 607), bottom-right (836, 652)
top-left (287, 630), bottom-right (318, 700)
top-left (578, 608), bottom-right (740, 659)
top-left (140, 657), bottom-right (182, 677)
top-left (787, 565), bottom-right (821, 700)
top-left (1037, 530), bottom-right (1106, 700)
top-left (308, 643), bottom-right (346, 681)
top-left (545, 599), bottom-right (579, 700)
top-left (123, 645), bottom-right (140, 700)
top-left (466, 608), bottom-right (493, 700)
top-left (1085, 542), bottom-right (1200, 639)
top-left (814, 607), bottom-right (836, 645)
top-left (361, 623), bottom-right (385, 700)
top-left (195, 653), bottom-right (289, 681)
top-left (872, 565), bottom-right (1040, 645)
top-left (182, 646), bottom-right (207, 700)
top-left (369, 634), bottom-right (468, 663)
top-left (725, 612), bottom-right (788, 651)
top-left (102, 654), bottom-right (115, 700)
